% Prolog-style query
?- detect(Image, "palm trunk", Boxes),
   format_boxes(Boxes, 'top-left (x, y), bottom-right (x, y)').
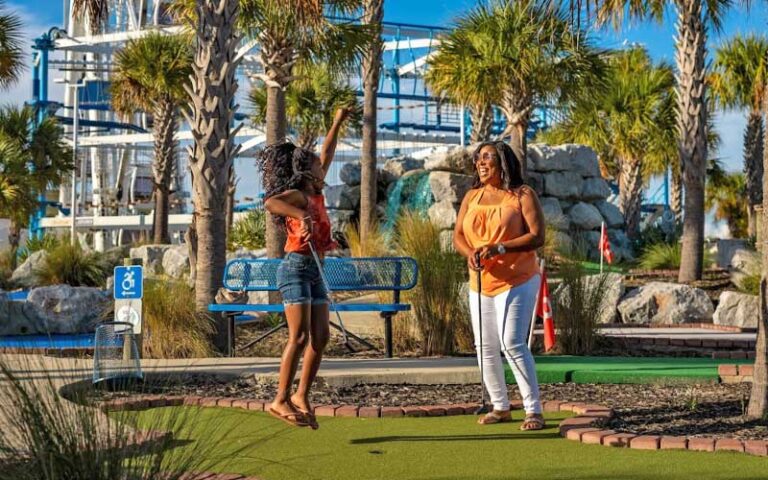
top-left (747, 80), bottom-right (768, 418)
top-left (619, 157), bottom-right (643, 240)
top-left (7, 219), bottom-right (20, 258)
top-left (671, 166), bottom-right (683, 220)
top-left (360, 0), bottom-right (384, 242)
top-left (745, 110), bottom-right (764, 238)
top-left (265, 85), bottom-right (288, 261)
top-left (225, 165), bottom-right (236, 242)
top-left (499, 92), bottom-right (532, 180)
top-left (676, 0), bottom-right (708, 283)
top-left (185, 0), bottom-right (241, 352)
top-left (151, 97), bottom-right (176, 244)
top-left (469, 104), bottom-right (492, 144)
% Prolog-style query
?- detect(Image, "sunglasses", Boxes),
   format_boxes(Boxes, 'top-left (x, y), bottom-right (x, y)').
top-left (475, 152), bottom-right (500, 163)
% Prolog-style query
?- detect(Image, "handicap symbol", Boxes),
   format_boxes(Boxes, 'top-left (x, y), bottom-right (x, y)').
top-left (121, 270), bottom-right (135, 292)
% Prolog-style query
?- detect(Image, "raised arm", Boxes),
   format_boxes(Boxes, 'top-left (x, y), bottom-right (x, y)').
top-left (319, 107), bottom-right (351, 178)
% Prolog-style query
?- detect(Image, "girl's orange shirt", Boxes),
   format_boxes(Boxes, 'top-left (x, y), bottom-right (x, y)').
top-left (462, 186), bottom-right (539, 296)
top-left (284, 194), bottom-right (337, 255)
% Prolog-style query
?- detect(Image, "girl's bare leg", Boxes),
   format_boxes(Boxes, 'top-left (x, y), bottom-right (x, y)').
top-left (270, 304), bottom-right (311, 416)
top-left (292, 303), bottom-right (330, 412)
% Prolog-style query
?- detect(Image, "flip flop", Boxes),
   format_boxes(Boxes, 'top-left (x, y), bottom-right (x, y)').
top-left (520, 414), bottom-right (545, 431)
top-left (297, 409), bottom-right (319, 430)
top-left (478, 410), bottom-right (513, 425)
top-left (269, 408), bottom-right (309, 428)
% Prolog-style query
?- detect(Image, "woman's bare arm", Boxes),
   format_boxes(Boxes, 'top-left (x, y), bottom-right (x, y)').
top-left (453, 190), bottom-right (482, 270)
top-left (495, 187), bottom-right (545, 253)
top-left (319, 108), bottom-right (350, 178)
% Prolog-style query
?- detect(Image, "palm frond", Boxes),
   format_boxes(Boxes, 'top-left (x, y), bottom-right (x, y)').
top-left (0, 0), bottom-right (24, 89)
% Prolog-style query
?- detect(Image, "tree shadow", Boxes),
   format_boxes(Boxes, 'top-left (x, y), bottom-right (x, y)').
top-left (350, 432), bottom-right (558, 444)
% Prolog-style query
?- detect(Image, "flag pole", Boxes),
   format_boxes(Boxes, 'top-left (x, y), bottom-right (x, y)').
top-left (599, 222), bottom-right (605, 274)
top-left (528, 257), bottom-right (544, 350)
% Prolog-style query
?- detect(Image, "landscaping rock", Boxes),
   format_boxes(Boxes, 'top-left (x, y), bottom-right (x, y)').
top-left (713, 291), bottom-right (759, 329)
top-left (382, 156), bottom-right (424, 182)
top-left (544, 171), bottom-right (583, 199)
top-left (428, 200), bottom-right (459, 230)
top-left (162, 245), bottom-right (190, 279)
top-left (528, 144), bottom-right (571, 172)
top-left (327, 209), bottom-right (356, 235)
top-left (728, 248), bottom-right (760, 289)
top-left (617, 282), bottom-right (714, 325)
top-left (716, 239), bottom-right (750, 269)
top-left (26, 285), bottom-right (110, 333)
top-left (424, 146), bottom-right (474, 174)
top-left (340, 162), bottom-right (362, 186)
top-left (102, 245), bottom-right (131, 269)
top-left (227, 248), bottom-right (268, 261)
top-left (549, 230), bottom-right (574, 256)
top-left (10, 250), bottom-right (48, 288)
top-left (0, 295), bottom-right (43, 335)
top-left (540, 197), bottom-right (563, 218)
top-left (429, 172), bottom-right (474, 203)
top-left (129, 245), bottom-right (172, 275)
top-left (554, 272), bottom-right (624, 324)
top-left (527, 171), bottom-right (544, 194)
top-left (324, 185), bottom-right (354, 210)
top-left (595, 201), bottom-right (624, 228)
top-left (568, 145), bottom-right (602, 177)
top-left (568, 202), bottom-right (604, 231)
top-left (581, 177), bottom-right (612, 201)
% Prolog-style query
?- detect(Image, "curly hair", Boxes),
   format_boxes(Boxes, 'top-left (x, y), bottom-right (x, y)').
top-left (258, 142), bottom-right (318, 227)
top-left (471, 141), bottom-right (525, 191)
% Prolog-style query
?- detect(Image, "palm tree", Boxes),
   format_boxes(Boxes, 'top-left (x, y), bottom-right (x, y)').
top-left (705, 159), bottom-right (747, 238)
top-left (183, 0), bottom-right (242, 349)
top-left (542, 47), bottom-right (676, 239)
top-left (112, 33), bottom-right (193, 244)
top-left (710, 34), bottom-right (768, 239)
top-left (0, 106), bottom-right (73, 251)
top-left (359, 0), bottom-right (383, 243)
top-left (446, 0), bottom-right (605, 178)
top-left (72, 0), bottom-right (109, 33)
top-left (248, 62), bottom-right (361, 150)
top-left (0, 0), bottom-right (23, 89)
top-left (596, 0), bottom-right (737, 283)
top-left (425, 24), bottom-right (495, 143)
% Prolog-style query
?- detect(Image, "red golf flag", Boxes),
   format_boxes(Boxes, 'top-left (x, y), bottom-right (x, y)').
top-left (599, 223), bottom-right (614, 264)
top-left (536, 268), bottom-right (555, 352)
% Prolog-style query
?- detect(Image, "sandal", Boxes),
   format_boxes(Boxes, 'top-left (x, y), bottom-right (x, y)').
top-left (269, 408), bottom-right (309, 428)
top-left (520, 414), bottom-right (545, 431)
top-left (478, 410), bottom-right (512, 425)
top-left (297, 409), bottom-right (319, 430)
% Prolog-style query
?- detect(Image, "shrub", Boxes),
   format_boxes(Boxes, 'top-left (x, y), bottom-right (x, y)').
top-left (142, 278), bottom-right (215, 359)
top-left (344, 221), bottom-right (391, 257)
top-left (739, 273), bottom-right (760, 296)
top-left (0, 355), bottom-right (232, 479)
top-left (552, 261), bottom-right (611, 355)
top-left (228, 209), bottom-right (266, 251)
top-left (395, 210), bottom-right (471, 355)
top-left (18, 233), bottom-right (60, 263)
top-left (637, 242), bottom-right (713, 270)
top-left (34, 242), bottom-right (109, 287)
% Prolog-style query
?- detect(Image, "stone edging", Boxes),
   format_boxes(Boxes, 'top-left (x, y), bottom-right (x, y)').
top-left (99, 395), bottom-right (768, 457)
top-left (718, 364), bottom-right (754, 383)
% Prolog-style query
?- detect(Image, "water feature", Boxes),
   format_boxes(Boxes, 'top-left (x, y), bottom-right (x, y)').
top-left (383, 171), bottom-right (434, 231)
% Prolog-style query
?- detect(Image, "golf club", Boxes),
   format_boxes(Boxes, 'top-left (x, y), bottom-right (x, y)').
top-left (308, 240), bottom-right (354, 351)
top-left (474, 251), bottom-right (489, 415)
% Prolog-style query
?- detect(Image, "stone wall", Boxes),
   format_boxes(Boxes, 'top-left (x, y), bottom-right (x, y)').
top-left (330, 143), bottom-right (632, 261)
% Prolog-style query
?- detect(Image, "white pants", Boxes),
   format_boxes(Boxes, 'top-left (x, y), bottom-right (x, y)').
top-left (469, 274), bottom-right (542, 414)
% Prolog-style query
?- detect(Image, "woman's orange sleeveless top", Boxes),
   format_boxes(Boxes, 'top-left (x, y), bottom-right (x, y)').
top-left (462, 186), bottom-right (539, 296)
top-left (284, 194), bottom-right (337, 255)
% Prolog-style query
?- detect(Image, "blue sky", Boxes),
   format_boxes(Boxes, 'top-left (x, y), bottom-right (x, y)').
top-left (4, 0), bottom-right (767, 176)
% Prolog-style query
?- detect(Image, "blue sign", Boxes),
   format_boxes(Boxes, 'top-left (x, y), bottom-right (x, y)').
top-left (114, 266), bottom-right (143, 300)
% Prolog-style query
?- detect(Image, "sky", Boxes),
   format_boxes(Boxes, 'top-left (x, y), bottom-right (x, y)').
top-left (3, 0), bottom-right (768, 236)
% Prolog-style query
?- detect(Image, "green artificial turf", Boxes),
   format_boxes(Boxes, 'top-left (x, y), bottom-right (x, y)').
top-left (506, 356), bottom-right (753, 384)
top-left (133, 407), bottom-right (768, 480)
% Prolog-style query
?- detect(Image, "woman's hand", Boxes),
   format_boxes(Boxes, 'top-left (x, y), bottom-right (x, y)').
top-left (300, 215), bottom-right (313, 243)
top-left (468, 248), bottom-right (483, 271)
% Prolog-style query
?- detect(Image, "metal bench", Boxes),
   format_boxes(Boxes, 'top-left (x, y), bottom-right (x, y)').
top-left (208, 257), bottom-right (419, 358)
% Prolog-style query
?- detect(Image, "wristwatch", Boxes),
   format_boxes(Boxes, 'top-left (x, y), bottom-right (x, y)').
top-left (495, 243), bottom-right (506, 255)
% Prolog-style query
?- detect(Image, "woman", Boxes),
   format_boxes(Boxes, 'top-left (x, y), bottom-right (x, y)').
top-left (261, 108), bottom-right (350, 429)
top-left (453, 141), bottom-right (546, 430)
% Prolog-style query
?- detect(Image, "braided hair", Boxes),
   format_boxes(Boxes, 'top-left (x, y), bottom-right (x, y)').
top-left (258, 142), bottom-right (319, 228)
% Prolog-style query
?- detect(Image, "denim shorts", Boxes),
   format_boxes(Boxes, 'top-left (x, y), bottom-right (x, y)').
top-left (276, 252), bottom-right (329, 305)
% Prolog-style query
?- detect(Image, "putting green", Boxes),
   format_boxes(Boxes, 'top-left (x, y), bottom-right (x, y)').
top-left (507, 356), bottom-right (753, 384)
top-left (134, 407), bottom-right (768, 480)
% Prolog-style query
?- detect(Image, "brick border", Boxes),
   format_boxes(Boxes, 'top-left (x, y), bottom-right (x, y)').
top-left (718, 364), bottom-right (755, 383)
top-left (99, 395), bottom-right (768, 458)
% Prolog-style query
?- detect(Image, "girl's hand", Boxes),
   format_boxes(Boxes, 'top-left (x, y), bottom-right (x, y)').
top-left (300, 216), bottom-right (313, 242)
top-left (335, 107), bottom-right (351, 123)
top-left (468, 248), bottom-right (483, 271)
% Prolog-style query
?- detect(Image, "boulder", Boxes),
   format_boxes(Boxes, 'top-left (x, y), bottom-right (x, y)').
top-left (327, 209), bottom-right (356, 234)
top-left (429, 172), bottom-right (474, 203)
top-left (548, 230), bottom-right (574, 255)
top-left (581, 177), bottom-right (612, 201)
top-left (428, 200), bottom-right (460, 230)
top-left (129, 245), bottom-right (172, 275)
top-left (26, 285), bottom-right (110, 334)
top-left (102, 245), bottom-right (131, 270)
top-left (0, 295), bottom-right (44, 335)
top-left (568, 202), bottom-right (604, 231)
top-left (617, 282), bottom-right (714, 325)
top-left (324, 185), bottom-right (354, 210)
top-left (728, 248), bottom-right (760, 289)
top-left (544, 171), bottom-right (583, 199)
top-left (713, 291), bottom-right (759, 329)
top-left (716, 239), bottom-right (751, 269)
top-left (568, 145), bottom-right (602, 177)
top-left (595, 200), bottom-right (624, 228)
top-left (10, 250), bottom-right (48, 288)
top-left (226, 248), bottom-right (268, 262)
top-left (540, 197), bottom-right (563, 219)
top-left (162, 246), bottom-right (190, 279)
top-left (527, 171), bottom-right (544, 195)
top-left (381, 156), bottom-right (424, 182)
top-left (340, 162), bottom-right (362, 186)
top-left (528, 144), bottom-right (571, 172)
top-left (553, 272), bottom-right (624, 324)
top-left (424, 146), bottom-right (474, 174)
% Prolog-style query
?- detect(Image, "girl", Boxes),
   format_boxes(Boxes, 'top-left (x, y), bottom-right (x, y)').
top-left (260, 108), bottom-right (349, 429)
top-left (453, 141), bottom-right (546, 430)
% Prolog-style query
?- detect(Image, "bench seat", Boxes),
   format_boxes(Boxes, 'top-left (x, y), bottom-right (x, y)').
top-left (209, 303), bottom-right (411, 313)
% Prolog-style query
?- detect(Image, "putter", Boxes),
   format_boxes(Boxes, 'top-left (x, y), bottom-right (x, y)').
top-left (474, 252), bottom-right (490, 415)
top-left (308, 241), bottom-right (354, 351)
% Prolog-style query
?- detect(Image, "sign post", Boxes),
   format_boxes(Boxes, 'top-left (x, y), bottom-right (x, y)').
top-left (114, 262), bottom-right (143, 358)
